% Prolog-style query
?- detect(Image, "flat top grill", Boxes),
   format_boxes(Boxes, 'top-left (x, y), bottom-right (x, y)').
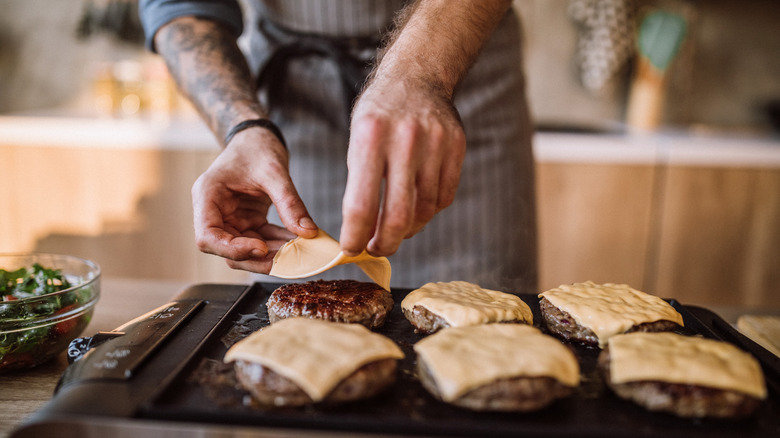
top-left (13, 282), bottom-right (780, 438)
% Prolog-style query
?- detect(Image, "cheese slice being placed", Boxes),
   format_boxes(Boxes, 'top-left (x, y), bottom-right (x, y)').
top-left (414, 324), bottom-right (580, 401)
top-left (539, 281), bottom-right (683, 347)
top-left (609, 332), bottom-right (767, 399)
top-left (270, 229), bottom-right (391, 290)
top-left (224, 318), bottom-right (404, 402)
top-left (401, 281), bottom-right (533, 327)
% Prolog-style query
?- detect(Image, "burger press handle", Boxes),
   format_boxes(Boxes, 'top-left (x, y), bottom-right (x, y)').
top-left (60, 299), bottom-right (204, 388)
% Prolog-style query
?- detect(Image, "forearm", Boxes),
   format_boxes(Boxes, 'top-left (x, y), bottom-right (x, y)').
top-left (374, 0), bottom-right (512, 97)
top-left (154, 16), bottom-right (265, 142)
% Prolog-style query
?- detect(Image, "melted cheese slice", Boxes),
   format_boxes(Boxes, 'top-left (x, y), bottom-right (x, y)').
top-left (414, 324), bottom-right (580, 401)
top-left (609, 332), bottom-right (767, 399)
top-left (269, 229), bottom-right (391, 291)
top-left (539, 281), bottom-right (683, 347)
top-left (401, 281), bottom-right (533, 327)
top-left (224, 318), bottom-right (404, 402)
top-left (737, 315), bottom-right (780, 358)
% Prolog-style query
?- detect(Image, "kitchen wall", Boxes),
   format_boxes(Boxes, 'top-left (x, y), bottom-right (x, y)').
top-left (1, 0), bottom-right (779, 132)
top-left (515, 0), bottom-right (780, 132)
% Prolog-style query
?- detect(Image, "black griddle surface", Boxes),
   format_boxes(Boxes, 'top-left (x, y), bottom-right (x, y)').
top-left (138, 282), bottom-right (780, 438)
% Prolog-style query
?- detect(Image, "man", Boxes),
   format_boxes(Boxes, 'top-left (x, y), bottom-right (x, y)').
top-left (140, 0), bottom-right (537, 293)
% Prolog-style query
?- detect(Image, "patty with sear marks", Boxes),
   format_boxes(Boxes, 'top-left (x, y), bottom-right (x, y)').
top-left (417, 358), bottom-right (574, 412)
top-left (267, 279), bottom-right (394, 329)
top-left (598, 345), bottom-right (763, 418)
top-left (539, 297), bottom-right (681, 347)
top-left (234, 358), bottom-right (398, 407)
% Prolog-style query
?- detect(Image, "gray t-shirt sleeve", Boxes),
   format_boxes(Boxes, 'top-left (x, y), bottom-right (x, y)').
top-left (138, 0), bottom-right (244, 52)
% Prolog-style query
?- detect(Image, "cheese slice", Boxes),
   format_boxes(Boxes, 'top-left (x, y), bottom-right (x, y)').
top-left (401, 281), bottom-right (533, 327)
top-left (414, 324), bottom-right (580, 401)
top-left (538, 281), bottom-right (683, 347)
top-left (270, 229), bottom-right (391, 291)
top-left (224, 318), bottom-right (404, 402)
top-left (737, 315), bottom-right (780, 358)
top-left (609, 332), bottom-right (767, 399)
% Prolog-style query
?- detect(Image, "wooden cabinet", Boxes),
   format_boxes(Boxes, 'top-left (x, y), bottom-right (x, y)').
top-left (655, 166), bottom-right (780, 307)
top-left (536, 134), bottom-right (780, 308)
top-left (536, 162), bottom-right (657, 293)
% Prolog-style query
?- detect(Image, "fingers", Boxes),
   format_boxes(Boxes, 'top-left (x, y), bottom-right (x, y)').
top-left (435, 123), bottom-right (466, 211)
top-left (266, 179), bottom-right (319, 239)
top-left (340, 117), bottom-right (385, 256)
top-left (406, 122), bottom-right (448, 237)
top-left (342, 107), bottom-right (466, 258)
top-left (235, 128), bottom-right (320, 240)
top-left (367, 120), bottom-right (418, 255)
top-left (224, 234), bottom-right (291, 273)
top-left (191, 132), bottom-right (316, 275)
top-left (192, 176), bottom-right (268, 261)
top-left (193, 189), bottom-right (297, 275)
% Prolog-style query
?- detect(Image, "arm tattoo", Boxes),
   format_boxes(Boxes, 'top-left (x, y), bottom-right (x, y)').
top-left (155, 17), bottom-right (266, 141)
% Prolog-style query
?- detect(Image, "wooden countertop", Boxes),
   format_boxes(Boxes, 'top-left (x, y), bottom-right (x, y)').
top-left (0, 277), bottom-right (190, 438)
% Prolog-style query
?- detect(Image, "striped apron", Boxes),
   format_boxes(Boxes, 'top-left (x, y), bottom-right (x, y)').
top-left (247, 0), bottom-right (537, 294)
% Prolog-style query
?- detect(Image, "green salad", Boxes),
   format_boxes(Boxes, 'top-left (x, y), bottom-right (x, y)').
top-left (0, 263), bottom-right (93, 371)
top-left (1, 263), bottom-right (72, 299)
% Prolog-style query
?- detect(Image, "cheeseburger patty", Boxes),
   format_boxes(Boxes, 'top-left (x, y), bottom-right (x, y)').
top-left (539, 297), bottom-right (680, 347)
top-left (267, 279), bottom-right (394, 328)
top-left (598, 345), bottom-right (763, 418)
top-left (401, 281), bottom-right (533, 334)
top-left (417, 359), bottom-right (574, 412)
top-left (403, 305), bottom-right (453, 334)
top-left (235, 358), bottom-right (398, 407)
top-left (403, 304), bottom-right (527, 335)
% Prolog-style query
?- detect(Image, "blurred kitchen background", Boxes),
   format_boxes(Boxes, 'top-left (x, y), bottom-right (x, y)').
top-left (1, 0), bottom-right (779, 309)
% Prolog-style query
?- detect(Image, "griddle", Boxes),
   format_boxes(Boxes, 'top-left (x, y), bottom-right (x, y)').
top-left (11, 282), bottom-right (780, 438)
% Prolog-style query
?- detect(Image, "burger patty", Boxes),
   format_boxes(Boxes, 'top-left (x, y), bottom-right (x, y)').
top-left (539, 297), bottom-right (680, 346)
top-left (598, 346), bottom-right (762, 418)
top-left (402, 305), bottom-right (452, 334)
top-left (267, 280), bottom-right (394, 328)
top-left (234, 358), bottom-right (398, 407)
top-left (403, 305), bottom-right (528, 335)
top-left (417, 359), bottom-right (573, 412)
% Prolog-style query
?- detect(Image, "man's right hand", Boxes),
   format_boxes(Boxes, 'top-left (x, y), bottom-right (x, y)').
top-left (192, 127), bottom-right (318, 274)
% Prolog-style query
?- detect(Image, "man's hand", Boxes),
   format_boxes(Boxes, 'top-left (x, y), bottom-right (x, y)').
top-left (192, 128), bottom-right (318, 273)
top-left (154, 16), bottom-right (317, 273)
top-left (339, 0), bottom-right (511, 257)
top-left (340, 77), bottom-right (466, 257)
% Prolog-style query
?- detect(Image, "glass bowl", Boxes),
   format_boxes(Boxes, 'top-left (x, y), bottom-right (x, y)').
top-left (0, 253), bottom-right (100, 373)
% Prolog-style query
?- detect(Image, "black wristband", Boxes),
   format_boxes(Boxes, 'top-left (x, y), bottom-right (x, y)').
top-left (223, 118), bottom-right (287, 149)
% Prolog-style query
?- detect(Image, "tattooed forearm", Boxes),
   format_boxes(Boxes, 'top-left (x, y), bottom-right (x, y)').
top-left (155, 16), bottom-right (266, 142)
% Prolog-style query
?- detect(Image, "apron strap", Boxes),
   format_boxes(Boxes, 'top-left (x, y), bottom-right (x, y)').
top-left (255, 19), bottom-right (380, 128)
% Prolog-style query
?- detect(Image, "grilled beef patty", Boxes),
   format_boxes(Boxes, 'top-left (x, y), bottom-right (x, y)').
top-left (598, 346), bottom-right (762, 418)
top-left (403, 305), bottom-right (526, 335)
top-left (234, 358), bottom-right (398, 407)
top-left (402, 305), bottom-right (452, 334)
top-left (267, 280), bottom-right (394, 328)
top-left (417, 359), bottom-right (574, 412)
top-left (539, 297), bottom-right (680, 347)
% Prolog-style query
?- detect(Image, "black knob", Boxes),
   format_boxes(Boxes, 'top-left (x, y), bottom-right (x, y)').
top-left (66, 331), bottom-right (126, 363)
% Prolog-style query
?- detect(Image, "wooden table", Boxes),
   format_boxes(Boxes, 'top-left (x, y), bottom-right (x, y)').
top-left (0, 277), bottom-right (192, 438)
